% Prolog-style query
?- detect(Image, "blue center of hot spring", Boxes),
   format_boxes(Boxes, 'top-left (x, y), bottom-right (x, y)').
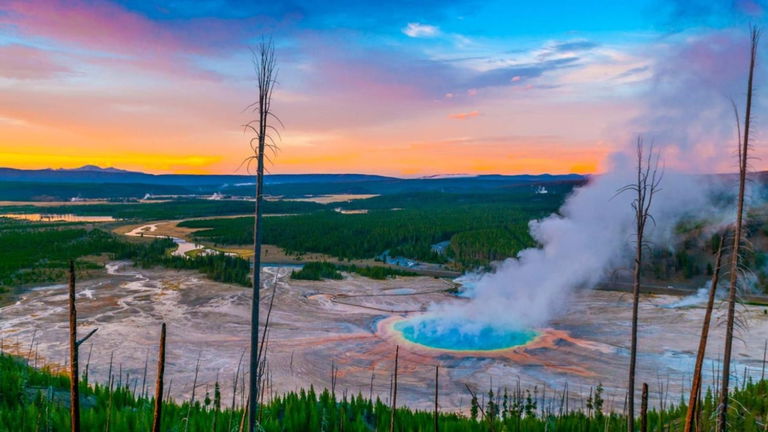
top-left (393, 316), bottom-right (538, 351)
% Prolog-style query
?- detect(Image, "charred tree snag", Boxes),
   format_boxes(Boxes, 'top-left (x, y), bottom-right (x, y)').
top-left (244, 38), bottom-right (280, 432)
top-left (618, 138), bottom-right (662, 432)
top-left (684, 234), bottom-right (726, 432)
top-left (719, 27), bottom-right (760, 432)
top-left (152, 323), bottom-right (167, 432)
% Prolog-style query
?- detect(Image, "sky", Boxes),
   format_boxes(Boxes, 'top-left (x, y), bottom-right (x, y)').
top-left (0, 0), bottom-right (766, 176)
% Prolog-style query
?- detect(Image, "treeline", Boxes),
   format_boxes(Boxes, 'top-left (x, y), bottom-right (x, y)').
top-left (158, 251), bottom-right (251, 287)
top-left (181, 202), bottom-right (550, 269)
top-left (90, 235), bottom-right (252, 287)
top-left (0, 198), bottom-right (323, 221)
top-left (0, 181), bottom-right (188, 202)
top-left (0, 225), bottom-right (130, 288)
top-left (336, 189), bottom-right (572, 211)
top-left (0, 222), bottom-right (250, 288)
top-left (3, 351), bottom-right (768, 431)
top-left (448, 228), bottom-right (534, 268)
top-left (290, 262), bottom-right (417, 281)
top-left (641, 215), bottom-right (768, 291)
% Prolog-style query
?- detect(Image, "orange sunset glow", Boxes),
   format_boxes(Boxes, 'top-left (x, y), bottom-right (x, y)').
top-left (0, 1), bottom-right (763, 175)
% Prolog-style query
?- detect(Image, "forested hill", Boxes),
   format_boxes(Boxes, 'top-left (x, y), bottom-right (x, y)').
top-left (0, 166), bottom-right (587, 201)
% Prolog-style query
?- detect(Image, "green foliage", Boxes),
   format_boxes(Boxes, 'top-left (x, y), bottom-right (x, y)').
top-left (0, 199), bottom-right (322, 221)
top-left (448, 228), bottom-right (531, 268)
top-left (0, 225), bottom-right (126, 288)
top-left (113, 237), bottom-right (251, 287)
top-left (290, 262), bottom-right (343, 280)
top-left (337, 264), bottom-right (417, 280)
top-left (182, 192), bottom-right (561, 269)
top-left (3, 352), bottom-right (768, 431)
top-left (0, 223), bottom-right (250, 288)
top-left (291, 262), bottom-right (417, 281)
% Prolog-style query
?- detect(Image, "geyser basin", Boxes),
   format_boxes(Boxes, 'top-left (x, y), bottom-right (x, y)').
top-left (392, 316), bottom-right (539, 352)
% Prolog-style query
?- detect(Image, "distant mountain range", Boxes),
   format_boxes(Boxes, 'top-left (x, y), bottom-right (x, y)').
top-left (0, 166), bottom-right (588, 201)
top-left (0, 166), bottom-right (585, 186)
top-left (63, 165), bottom-right (132, 173)
top-left (0, 166), bottom-right (392, 186)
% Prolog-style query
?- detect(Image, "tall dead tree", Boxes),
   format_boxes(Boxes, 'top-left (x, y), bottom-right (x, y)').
top-left (640, 383), bottom-right (648, 432)
top-left (152, 323), bottom-right (167, 432)
top-left (390, 345), bottom-right (399, 432)
top-left (619, 138), bottom-right (662, 432)
top-left (244, 38), bottom-right (280, 432)
top-left (719, 27), bottom-right (760, 432)
top-left (68, 261), bottom-right (80, 432)
top-left (684, 233), bottom-right (726, 432)
top-left (67, 261), bottom-right (96, 432)
top-left (434, 365), bottom-right (439, 432)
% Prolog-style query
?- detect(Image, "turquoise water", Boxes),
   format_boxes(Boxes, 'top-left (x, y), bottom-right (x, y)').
top-left (393, 316), bottom-right (538, 351)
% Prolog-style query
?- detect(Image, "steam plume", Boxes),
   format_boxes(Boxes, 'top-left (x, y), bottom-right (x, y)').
top-left (432, 29), bottom-right (764, 332)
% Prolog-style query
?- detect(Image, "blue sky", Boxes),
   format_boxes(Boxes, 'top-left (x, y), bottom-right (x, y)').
top-left (0, 0), bottom-right (765, 174)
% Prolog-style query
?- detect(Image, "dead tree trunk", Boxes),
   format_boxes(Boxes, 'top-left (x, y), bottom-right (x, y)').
top-left (640, 383), bottom-right (648, 432)
top-left (434, 365), bottom-right (439, 432)
top-left (684, 233), bottom-right (726, 432)
top-left (719, 27), bottom-right (760, 432)
top-left (390, 345), bottom-right (399, 432)
top-left (369, 369), bottom-right (375, 401)
top-left (152, 323), bottom-right (167, 432)
top-left (620, 138), bottom-right (662, 432)
top-left (246, 38), bottom-right (279, 432)
top-left (68, 261), bottom-right (80, 432)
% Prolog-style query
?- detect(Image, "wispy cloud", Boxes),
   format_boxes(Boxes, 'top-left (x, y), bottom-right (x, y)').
top-left (402, 22), bottom-right (440, 37)
top-left (0, 44), bottom-right (70, 79)
top-left (449, 111), bottom-right (480, 120)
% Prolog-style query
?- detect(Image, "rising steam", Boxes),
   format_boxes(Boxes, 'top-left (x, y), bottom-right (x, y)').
top-left (430, 28), bottom-right (765, 333)
top-left (434, 165), bottom-right (714, 330)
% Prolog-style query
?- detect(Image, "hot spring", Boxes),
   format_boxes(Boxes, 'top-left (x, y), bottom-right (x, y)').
top-left (392, 315), bottom-right (539, 352)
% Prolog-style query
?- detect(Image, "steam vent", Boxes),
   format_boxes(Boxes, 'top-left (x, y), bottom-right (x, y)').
top-left (391, 315), bottom-right (539, 352)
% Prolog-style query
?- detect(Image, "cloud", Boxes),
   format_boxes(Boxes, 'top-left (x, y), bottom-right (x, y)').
top-left (626, 29), bottom-right (765, 172)
top-left (0, 44), bottom-right (70, 79)
top-left (550, 40), bottom-right (599, 53)
top-left (402, 22), bottom-right (440, 37)
top-left (612, 65), bottom-right (650, 80)
top-left (535, 39), bottom-right (599, 61)
top-left (449, 111), bottom-right (480, 120)
top-left (0, 0), bottom-right (272, 80)
top-left (467, 57), bottom-right (579, 88)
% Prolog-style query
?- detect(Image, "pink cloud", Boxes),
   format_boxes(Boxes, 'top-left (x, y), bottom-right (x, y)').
top-left (449, 111), bottom-right (480, 120)
top-left (0, 0), bottom-right (275, 79)
top-left (2, 0), bottom-right (185, 56)
top-left (0, 44), bottom-right (70, 79)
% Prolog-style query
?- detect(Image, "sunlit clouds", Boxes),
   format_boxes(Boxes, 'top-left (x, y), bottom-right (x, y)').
top-left (0, 0), bottom-right (765, 175)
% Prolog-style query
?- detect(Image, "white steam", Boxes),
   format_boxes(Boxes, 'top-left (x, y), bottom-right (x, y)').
top-left (431, 28), bottom-right (765, 332)
top-left (436, 159), bottom-right (718, 330)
